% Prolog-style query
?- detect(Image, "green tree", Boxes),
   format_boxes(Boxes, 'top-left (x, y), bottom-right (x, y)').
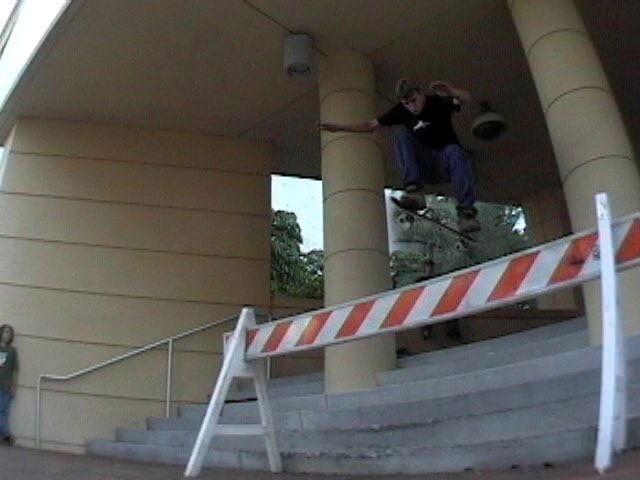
top-left (271, 210), bottom-right (324, 298)
top-left (272, 198), bottom-right (530, 300)
top-left (297, 249), bottom-right (324, 298)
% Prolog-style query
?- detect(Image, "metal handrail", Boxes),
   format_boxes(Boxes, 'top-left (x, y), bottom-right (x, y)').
top-left (35, 313), bottom-right (241, 449)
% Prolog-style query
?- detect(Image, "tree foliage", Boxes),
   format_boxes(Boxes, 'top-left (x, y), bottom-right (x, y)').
top-left (390, 195), bottom-right (531, 288)
top-left (271, 196), bottom-right (531, 300)
top-left (271, 210), bottom-right (324, 298)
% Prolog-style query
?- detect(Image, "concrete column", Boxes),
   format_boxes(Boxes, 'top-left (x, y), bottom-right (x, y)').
top-left (318, 51), bottom-right (395, 392)
top-left (509, 0), bottom-right (640, 342)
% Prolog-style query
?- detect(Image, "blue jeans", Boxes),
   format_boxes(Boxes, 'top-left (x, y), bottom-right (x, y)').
top-left (0, 390), bottom-right (11, 437)
top-left (392, 126), bottom-right (476, 210)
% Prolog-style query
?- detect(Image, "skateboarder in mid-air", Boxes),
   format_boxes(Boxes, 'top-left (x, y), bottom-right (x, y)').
top-left (321, 79), bottom-right (480, 233)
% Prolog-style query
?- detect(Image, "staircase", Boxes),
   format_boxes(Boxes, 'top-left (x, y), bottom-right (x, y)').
top-left (88, 317), bottom-right (640, 474)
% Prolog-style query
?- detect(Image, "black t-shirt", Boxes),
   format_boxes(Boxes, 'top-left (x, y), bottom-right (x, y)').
top-left (377, 94), bottom-right (461, 149)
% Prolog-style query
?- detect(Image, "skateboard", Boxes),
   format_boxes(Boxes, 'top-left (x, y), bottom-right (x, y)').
top-left (390, 197), bottom-right (478, 245)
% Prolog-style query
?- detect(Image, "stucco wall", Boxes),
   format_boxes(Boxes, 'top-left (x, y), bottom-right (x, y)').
top-left (0, 119), bottom-right (272, 453)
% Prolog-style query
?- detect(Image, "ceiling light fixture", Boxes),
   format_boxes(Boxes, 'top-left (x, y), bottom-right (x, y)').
top-left (471, 101), bottom-right (507, 141)
top-left (283, 33), bottom-right (313, 78)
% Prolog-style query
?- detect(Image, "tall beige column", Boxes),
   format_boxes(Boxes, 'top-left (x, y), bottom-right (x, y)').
top-left (318, 51), bottom-right (396, 393)
top-left (509, 0), bottom-right (640, 342)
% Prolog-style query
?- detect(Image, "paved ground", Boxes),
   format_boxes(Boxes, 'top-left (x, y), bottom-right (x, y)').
top-left (2, 447), bottom-right (640, 480)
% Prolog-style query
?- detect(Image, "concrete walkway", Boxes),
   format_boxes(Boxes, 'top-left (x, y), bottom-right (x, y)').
top-left (2, 446), bottom-right (640, 480)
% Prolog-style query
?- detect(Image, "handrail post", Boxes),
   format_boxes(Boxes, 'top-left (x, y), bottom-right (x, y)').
top-left (165, 339), bottom-right (173, 418)
top-left (36, 375), bottom-right (43, 449)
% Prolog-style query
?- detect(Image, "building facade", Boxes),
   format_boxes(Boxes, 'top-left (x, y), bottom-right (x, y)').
top-left (0, 0), bottom-right (637, 452)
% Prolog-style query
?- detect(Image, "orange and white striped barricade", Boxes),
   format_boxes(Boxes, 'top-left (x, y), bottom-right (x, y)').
top-left (186, 195), bottom-right (640, 477)
top-left (245, 215), bottom-right (639, 360)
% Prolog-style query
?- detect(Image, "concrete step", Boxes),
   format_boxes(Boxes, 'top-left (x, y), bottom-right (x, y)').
top-left (223, 321), bottom-right (587, 402)
top-left (89, 317), bottom-right (640, 476)
top-left (248, 371), bottom-right (322, 389)
top-left (127, 386), bottom-right (640, 452)
top-left (171, 358), bottom-right (640, 433)
top-left (117, 428), bottom-right (265, 450)
top-left (88, 416), bottom-right (640, 474)
top-left (398, 317), bottom-right (586, 368)
top-left (225, 375), bottom-right (324, 401)
top-left (149, 410), bottom-right (304, 432)
top-left (211, 335), bottom-right (640, 418)
top-left (230, 361), bottom-right (640, 430)
top-left (377, 329), bottom-right (589, 385)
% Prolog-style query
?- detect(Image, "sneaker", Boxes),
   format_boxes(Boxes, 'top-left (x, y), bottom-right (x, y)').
top-left (397, 190), bottom-right (426, 211)
top-left (457, 206), bottom-right (481, 233)
top-left (422, 325), bottom-right (433, 340)
top-left (459, 216), bottom-right (481, 233)
top-left (396, 347), bottom-right (410, 358)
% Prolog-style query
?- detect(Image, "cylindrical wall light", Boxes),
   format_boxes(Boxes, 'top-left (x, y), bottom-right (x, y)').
top-left (284, 33), bottom-right (313, 78)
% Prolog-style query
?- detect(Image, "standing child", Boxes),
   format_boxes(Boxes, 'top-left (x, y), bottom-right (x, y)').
top-left (0, 324), bottom-right (18, 446)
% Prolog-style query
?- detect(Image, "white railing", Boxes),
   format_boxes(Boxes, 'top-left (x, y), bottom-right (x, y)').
top-left (186, 193), bottom-right (639, 476)
top-left (35, 313), bottom-right (242, 449)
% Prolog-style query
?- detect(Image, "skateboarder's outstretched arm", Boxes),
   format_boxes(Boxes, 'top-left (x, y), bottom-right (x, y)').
top-left (320, 119), bottom-right (380, 133)
top-left (429, 81), bottom-right (471, 104)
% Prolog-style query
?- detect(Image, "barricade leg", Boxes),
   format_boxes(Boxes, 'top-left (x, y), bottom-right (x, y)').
top-left (595, 193), bottom-right (628, 473)
top-left (253, 358), bottom-right (283, 472)
top-left (613, 301), bottom-right (627, 452)
top-left (184, 308), bottom-right (281, 477)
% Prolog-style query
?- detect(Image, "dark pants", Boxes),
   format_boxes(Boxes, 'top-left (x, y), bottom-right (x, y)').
top-left (0, 391), bottom-right (11, 437)
top-left (392, 126), bottom-right (476, 210)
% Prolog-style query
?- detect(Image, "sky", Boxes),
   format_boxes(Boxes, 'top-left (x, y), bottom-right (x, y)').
top-left (0, 1), bottom-right (12, 27)
top-left (271, 175), bottom-right (324, 252)
top-left (0, 0), bottom-right (67, 111)
top-left (0, 0), bottom-right (67, 162)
